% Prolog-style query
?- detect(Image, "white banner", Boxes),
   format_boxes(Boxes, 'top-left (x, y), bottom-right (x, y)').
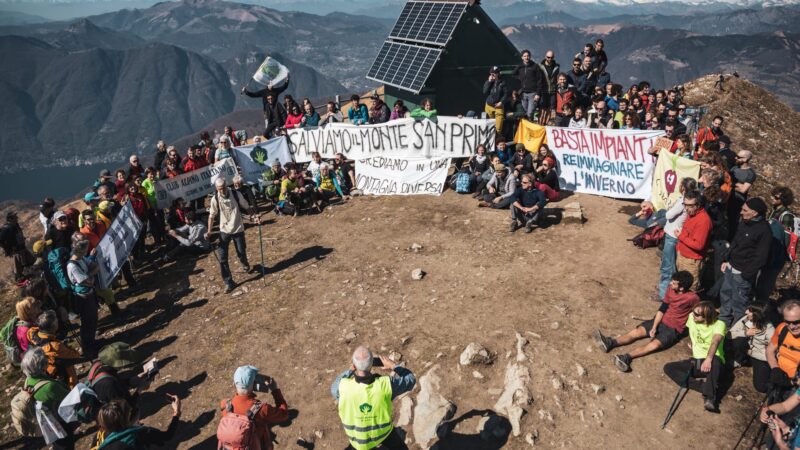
top-left (233, 137), bottom-right (293, 185)
top-left (287, 117), bottom-right (496, 162)
top-left (154, 158), bottom-right (237, 209)
top-left (355, 157), bottom-right (451, 196)
top-left (545, 127), bottom-right (664, 199)
top-left (96, 202), bottom-right (143, 289)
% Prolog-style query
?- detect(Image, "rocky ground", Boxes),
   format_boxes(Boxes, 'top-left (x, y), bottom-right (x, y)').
top-left (0, 192), bottom-right (771, 449)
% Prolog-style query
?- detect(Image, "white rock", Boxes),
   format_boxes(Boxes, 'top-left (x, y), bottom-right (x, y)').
top-left (314, 430), bottom-right (324, 439)
top-left (494, 362), bottom-right (532, 436)
top-left (537, 409), bottom-right (553, 422)
top-left (551, 377), bottom-right (563, 391)
top-left (591, 384), bottom-right (605, 395)
top-left (615, 394), bottom-right (624, 402)
top-left (412, 365), bottom-right (456, 449)
top-left (396, 396), bottom-right (414, 427)
top-left (472, 371), bottom-right (484, 379)
top-left (515, 332), bottom-right (528, 362)
top-left (575, 363), bottom-right (587, 377)
top-left (525, 430), bottom-right (538, 446)
top-left (410, 243), bottom-right (423, 252)
top-left (389, 351), bottom-right (403, 362)
top-left (411, 268), bottom-right (425, 280)
top-left (550, 321), bottom-right (560, 330)
top-left (459, 343), bottom-right (494, 366)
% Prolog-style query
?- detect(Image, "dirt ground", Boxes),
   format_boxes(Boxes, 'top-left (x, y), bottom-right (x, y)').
top-left (0, 192), bottom-right (767, 449)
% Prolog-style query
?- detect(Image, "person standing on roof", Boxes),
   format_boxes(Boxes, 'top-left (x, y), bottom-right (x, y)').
top-left (512, 50), bottom-right (546, 122)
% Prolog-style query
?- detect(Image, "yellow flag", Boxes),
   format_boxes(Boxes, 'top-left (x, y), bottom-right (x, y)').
top-left (651, 150), bottom-right (701, 211)
top-left (514, 119), bottom-right (547, 153)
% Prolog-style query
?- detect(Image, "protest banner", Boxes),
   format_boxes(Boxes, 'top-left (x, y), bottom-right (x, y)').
top-left (233, 137), bottom-right (293, 185)
top-left (514, 119), bottom-right (547, 153)
top-left (154, 158), bottom-right (237, 209)
top-left (287, 117), bottom-right (495, 162)
top-left (355, 156), bottom-right (451, 196)
top-left (651, 150), bottom-right (701, 211)
top-left (95, 202), bottom-right (143, 289)
top-left (545, 127), bottom-right (664, 199)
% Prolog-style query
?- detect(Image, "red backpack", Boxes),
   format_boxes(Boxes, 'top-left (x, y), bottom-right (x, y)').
top-left (217, 399), bottom-right (262, 450)
top-left (631, 225), bottom-right (665, 249)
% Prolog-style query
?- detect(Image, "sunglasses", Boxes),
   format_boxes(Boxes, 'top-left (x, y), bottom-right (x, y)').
top-left (545, 56), bottom-right (553, 59)
top-left (786, 319), bottom-right (800, 326)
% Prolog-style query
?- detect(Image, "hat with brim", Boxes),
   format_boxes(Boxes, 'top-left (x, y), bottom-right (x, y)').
top-left (98, 342), bottom-right (142, 369)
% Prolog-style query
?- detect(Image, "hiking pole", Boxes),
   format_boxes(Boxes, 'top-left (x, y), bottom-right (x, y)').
top-left (243, 185), bottom-right (267, 284)
top-left (661, 364), bottom-right (692, 429)
top-left (733, 390), bottom-right (773, 450)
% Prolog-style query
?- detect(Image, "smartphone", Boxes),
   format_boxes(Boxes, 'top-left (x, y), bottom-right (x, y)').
top-left (143, 358), bottom-right (159, 381)
top-left (254, 374), bottom-right (272, 393)
top-left (372, 357), bottom-right (383, 368)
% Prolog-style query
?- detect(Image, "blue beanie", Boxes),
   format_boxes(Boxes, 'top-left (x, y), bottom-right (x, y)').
top-left (233, 365), bottom-right (258, 390)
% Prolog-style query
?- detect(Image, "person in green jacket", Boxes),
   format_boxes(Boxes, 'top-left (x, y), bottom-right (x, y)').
top-left (21, 347), bottom-right (75, 449)
top-left (410, 98), bottom-right (438, 121)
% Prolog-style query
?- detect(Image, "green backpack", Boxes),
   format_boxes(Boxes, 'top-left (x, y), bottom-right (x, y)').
top-left (1, 316), bottom-right (29, 366)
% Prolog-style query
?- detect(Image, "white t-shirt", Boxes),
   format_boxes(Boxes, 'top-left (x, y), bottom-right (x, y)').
top-left (307, 160), bottom-right (322, 179)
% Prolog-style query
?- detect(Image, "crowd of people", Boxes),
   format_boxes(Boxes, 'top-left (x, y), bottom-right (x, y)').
top-left (0, 36), bottom-right (798, 450)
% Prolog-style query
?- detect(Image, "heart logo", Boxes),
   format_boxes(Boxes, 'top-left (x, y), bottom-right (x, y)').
top-left (665, 170), bottom-right (677, 194)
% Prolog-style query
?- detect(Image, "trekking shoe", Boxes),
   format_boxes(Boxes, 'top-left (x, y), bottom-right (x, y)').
top-left (593, 330), bottom-right (614, 353)
top-left (524, 220), bottom-right (535, 233)
top-left (509, 220), bottom-right (518, 232)
top-left (614, 354), bottom-right (632, 372)
top-left (477, 201), bottom-right (490, 208)
top-left (224, 282), bottom-right (237, 294)
top-left (704, 397), bottom-right (717, 412)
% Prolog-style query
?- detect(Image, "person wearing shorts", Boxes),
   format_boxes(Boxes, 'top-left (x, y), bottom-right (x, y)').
top-left (593, 271), bottom-right (699, 372)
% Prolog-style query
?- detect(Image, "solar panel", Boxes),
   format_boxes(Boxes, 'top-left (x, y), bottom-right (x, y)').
top-left (389, 1), bottom-right (466, 47)
top-left (367, 41), bottom-right (442, 94)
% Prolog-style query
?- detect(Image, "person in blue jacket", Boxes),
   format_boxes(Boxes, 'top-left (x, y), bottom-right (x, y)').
top-left (347, 95), bottom-right (369, 125)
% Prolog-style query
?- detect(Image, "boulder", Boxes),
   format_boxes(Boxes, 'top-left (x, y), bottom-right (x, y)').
top-left (459, 343), bottom-right (494, 366)
top-left (411, 268), bottom-right (425, 280)
top-left (515, 332), bottom-right (528, 362)
top-left (412, 365), bottom-right (456, 449)
top-left (494, 362), bottom-right (532, 436)
top-left (561, 202), bottom-right (584, 225)
top-left (396, 395), bottom-right (414, 427)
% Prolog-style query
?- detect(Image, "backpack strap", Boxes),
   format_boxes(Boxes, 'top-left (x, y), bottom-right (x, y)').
top-left (27, 379), bottom-right (51, 395)
top-left (246, 400), bottom-right (262, 420)
top-left (224, 399), bottom-right (233, 413)
top-left (778, 324), bottom-right (791, 350)
top-left (87, 362), bottom-right (113, 387)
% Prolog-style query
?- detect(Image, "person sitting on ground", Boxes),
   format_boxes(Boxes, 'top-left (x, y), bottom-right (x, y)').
top-left (306, 151), bottom-right (324, 180)
top-left (468, 145), bottom-right (491, 188)
top-left (320, 101), bottom-right (343, 126)
top-left (166, 198), bottom-right (187, 230)
top-left (27, 309), bottom-right (82, 387)
top-left (556, 102), bottom-right (573, 127)
top-left (478, 163), bottom-right (517, 210)
top-left (410, 98), bottom-right (437, 121)
top-left (510, 143), bottom-right (533, 175)
top-left (473, 156), bottom-right (499, 199)
top-left (535, 157), bottom-right (559, 193)
top-left (331, 346), bottom-right (416, 450)
top-left (261, 159), bottom-right (286, 203)
top-left (595, 271), bottom-right (699, 372)
top-left (509, 173), bottom-right (546, 233)
top-left (334, 153), bottom-right (356, 195)
top-left (731, 303), bottom-right (774, 393)
top-left (664, 301), bottom-right (726, 412)
top-left (759, 391), bottom-right (800, 450)
top-left (277, 167), bottom-right (304, 216)
top-left (162, 211), bottom-right (210, 263)
top-left (347, 95), bottom-right (369, 125)
top-left (368, 95), bottom-right (391, 124)
top-left (13, 296), bottom-right (42, 355)
top-left (217, 365), bottom-right (289, 450)
top-left (390, 100), bottom-right (410, 120)
top-left (20, 348), bottom-right (75, 449)
top-left (312, 163), bottom-right (345, 212)
top-left (96, 396), bottom-right (180, 449)
top-left (569, 106), bottom-right (587, 128)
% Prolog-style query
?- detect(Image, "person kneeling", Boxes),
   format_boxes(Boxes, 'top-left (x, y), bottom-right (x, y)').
top-left (594, 271), bottom-right (698, 372)
top-left (162, 211), bottom-right (210, 263)
top-left (510, 174), bottom-right (546, 233)
top-left (663, 301), bottom-right (727, 412)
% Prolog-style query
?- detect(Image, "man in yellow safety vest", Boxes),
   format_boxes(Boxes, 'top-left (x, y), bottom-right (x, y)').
top-left (331, 346), bottom-right (416, 450)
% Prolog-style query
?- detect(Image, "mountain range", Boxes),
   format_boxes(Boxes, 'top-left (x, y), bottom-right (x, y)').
top-left (0, 0), bottom-right (799, 175)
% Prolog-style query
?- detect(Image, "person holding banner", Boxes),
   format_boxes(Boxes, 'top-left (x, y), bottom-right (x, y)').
top-left (207, 178), bottom-right (260, 293)
top-left (66, 235), bottom-right (99, 358)
top-left (657, 178), bottom-right (697, 301)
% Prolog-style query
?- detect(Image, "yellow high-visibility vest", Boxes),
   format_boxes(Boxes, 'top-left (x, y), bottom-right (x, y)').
top-left (337, 376), bottom-right (393, 450)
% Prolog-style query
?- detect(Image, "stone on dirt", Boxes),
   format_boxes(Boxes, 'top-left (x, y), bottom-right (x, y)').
top-left (412, 365), bottom-right (456, 449)
top-left (562, 201), bottom-right (585, 225)
top-left (411, 268), bottom-right (425, 280)
top-left (515, 332), bottom-right (528, 362)
top-left (396, 395), bottom-right (414, 427)
top-left (494, 362), bottom-right (532, 436)
top-left (459, 343), bottom-right (494, 366)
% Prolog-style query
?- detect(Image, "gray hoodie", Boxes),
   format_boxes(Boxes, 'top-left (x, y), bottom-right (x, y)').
top-left (487, 169), bottom-right (517, 199)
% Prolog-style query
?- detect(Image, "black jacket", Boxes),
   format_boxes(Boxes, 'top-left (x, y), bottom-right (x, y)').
top-left (264, 102), bottom-right (288, 136)
top-left (727, 217), bottom-right (772, 282)
top-left (483, 79), bottom-right (508, 106)
top-left (541, 60), bottom-right (560, 94)
top-left (512, 63), bottom-right (546, 95)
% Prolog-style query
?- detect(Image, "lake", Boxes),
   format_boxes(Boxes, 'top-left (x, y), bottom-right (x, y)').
top-left (0, 161), bottom-right (125, 203)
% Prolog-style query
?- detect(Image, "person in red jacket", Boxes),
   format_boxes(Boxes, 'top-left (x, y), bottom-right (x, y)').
top-left (676, 190), bottom-right (713, 291)
top-left (555, 73), bottom-right (576, 116)
top-left (695, 115), bottom-right (724, 150)
top-left (285, 104), bottom-right (304, 129)
top-left (218, 365), bottom-right (289, 450)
